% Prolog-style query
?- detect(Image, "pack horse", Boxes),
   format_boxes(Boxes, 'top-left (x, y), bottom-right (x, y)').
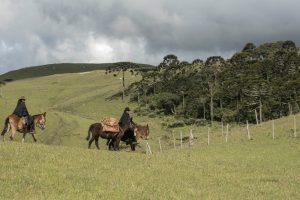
top-left (86, 117), bottom-right (137, 151)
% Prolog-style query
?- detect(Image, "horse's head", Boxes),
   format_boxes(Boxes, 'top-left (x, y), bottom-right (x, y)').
top-left (134, 124), bottom-right (150, 140)
top-left (34, 112), bottom-right (47, 130)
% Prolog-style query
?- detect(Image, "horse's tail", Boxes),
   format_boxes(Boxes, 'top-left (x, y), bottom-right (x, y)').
top-left (86, 124), bottom-right (93, 140)
top-left (1, 117), bottom-right (10, 136)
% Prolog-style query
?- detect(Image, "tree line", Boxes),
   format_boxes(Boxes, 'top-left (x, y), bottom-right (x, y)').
top-left (109, 41), bottom-right (300, 124)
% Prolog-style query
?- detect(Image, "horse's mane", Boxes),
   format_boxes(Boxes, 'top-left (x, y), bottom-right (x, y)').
top-left (32, 113), bottom-right (43, 118)
top-left (130, 118), bottom-right (148, 129)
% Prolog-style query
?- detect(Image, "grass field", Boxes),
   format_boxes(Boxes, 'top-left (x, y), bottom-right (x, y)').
top-left (0, 70), bottom-right (299, 199)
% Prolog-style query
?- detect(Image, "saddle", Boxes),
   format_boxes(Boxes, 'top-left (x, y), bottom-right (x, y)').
top-left (100, 117), bottom-right (119, 133)
top-left (18, 117), bottom-right (27, 130)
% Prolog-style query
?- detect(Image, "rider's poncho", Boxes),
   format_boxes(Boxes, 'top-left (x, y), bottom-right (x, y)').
top-left (13, 100), bottom-right (29, 117)
top-left (119, 112), bottom-right (131, 127)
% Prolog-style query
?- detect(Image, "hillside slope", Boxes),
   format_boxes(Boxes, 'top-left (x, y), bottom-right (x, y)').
top-left (0, 70), bottom-right (300, 199)
top-left (0, 70), bottom-right (141, 147)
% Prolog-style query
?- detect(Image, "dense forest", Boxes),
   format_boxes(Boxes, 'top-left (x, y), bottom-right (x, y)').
top-left (123, 41), bottom-right (300, 124)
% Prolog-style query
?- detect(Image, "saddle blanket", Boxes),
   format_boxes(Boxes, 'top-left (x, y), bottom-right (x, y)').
top-left (100, 117), bottom-right (119, 133)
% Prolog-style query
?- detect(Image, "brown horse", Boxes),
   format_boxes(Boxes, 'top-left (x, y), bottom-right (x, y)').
top-left (86, 123), bottom-right (119, 150)
top-left (86, 122), bottom-right (137, 151)
top-left (132, 123), bottom-right (150, 140)
top-left (1, 112), bottom-right (47, 143)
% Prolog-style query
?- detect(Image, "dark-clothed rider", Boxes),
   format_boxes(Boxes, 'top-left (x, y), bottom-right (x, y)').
top-left (13, 96), bottom-right (34, 132)
top-left (119, 107), bottom-right (131, 128)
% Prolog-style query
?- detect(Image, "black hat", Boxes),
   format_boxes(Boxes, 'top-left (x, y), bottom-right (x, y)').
top-left (19, 96), bottom-right (26, 100)
top-left (124, 107), bottom-right (130, 111)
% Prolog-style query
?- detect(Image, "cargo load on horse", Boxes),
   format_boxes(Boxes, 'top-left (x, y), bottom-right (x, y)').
top-left (87, 113), bottom-right (137, 151)
top-left (100, 117), bottom-right (119, 133)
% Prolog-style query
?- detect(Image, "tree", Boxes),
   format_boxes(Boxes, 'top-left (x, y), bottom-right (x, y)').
top-left (148, 92), bottom-right (181, 115)
top-left (129, 40), bottom-right (300, 123)
top-left (106, 62), bottom-right (141, 102)
top-left (158, 54), bottom-right (180, 81)
top-left (204, 56), bottom-right (225, 124)
top-left (242, 43), bottom-right (256, 52)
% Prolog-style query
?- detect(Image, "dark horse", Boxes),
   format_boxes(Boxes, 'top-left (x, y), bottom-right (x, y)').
top-left (86, 122), bottom-right (137, 151)
top-left (1, 112), bottom-right (47, 143)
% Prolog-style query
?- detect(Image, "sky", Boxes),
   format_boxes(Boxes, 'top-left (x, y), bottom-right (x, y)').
top-left (1, 0), bottom-right (300, 74)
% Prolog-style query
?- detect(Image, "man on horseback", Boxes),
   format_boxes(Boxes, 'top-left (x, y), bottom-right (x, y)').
top-left (119, 107), bottom-right (131, 128)
top-left (12, 96), bottom-right (34, 132)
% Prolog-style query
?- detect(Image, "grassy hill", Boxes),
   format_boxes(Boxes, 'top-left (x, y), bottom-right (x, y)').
top-left (0, 62), bottom-right (153, 81)
top-left (0, 69), bottom-right (299, 199)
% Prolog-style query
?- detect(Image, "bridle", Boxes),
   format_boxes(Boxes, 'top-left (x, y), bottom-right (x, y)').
top-left (34, 115), bottom-right (46, 130)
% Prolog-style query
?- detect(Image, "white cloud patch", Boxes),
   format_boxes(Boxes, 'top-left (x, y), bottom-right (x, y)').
top-left (87, 35), bottom-right (114, 62)
top-left (0, 0), bottom-right (300, 73)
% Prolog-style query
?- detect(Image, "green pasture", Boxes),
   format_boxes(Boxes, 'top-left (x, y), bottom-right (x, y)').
top-left (0, 70), bottom-right (300, 199)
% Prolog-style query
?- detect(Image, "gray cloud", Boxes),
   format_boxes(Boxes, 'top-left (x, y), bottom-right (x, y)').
top-left (1, 0), bottom-right (300, 73)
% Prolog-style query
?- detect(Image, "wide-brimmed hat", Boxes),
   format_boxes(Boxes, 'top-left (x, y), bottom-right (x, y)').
top-left (124, 107), bottom-right (130, 111)
top-left (19, 96), bottom-right (26, 100)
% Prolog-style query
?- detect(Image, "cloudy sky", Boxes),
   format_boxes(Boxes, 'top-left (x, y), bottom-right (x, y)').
top-left (0, 0), bottom-right (300, 73)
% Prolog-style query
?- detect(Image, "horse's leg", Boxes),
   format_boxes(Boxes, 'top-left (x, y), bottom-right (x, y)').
top-left (1, 119), bottom-right (10, 142)
top-left (88, 136), bottom-right (95, 149)
top-left (95, 135), bottom-right (100, 150)
top-left (10, 128), bottom-right (17, 141)
top-left (116, 139), bottom-right (121, 151)
top-left (130, 143), bottom-right (136, 151)
top-left (113, 137), bottom-right (120, 151)
top-left (2, 132), bottom-right (6, 141)
top-left (108, 139), bottom-right (114, 150)
top-left (31, 133), bottom-right (37, 143)
top-left (106, 139), bottom-right (110, 146)
top-left (2, 130), bottom-right (6, 141)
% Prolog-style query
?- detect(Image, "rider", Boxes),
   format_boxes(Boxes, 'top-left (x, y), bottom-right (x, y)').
top-left (119, 107), bottom-right (131, 128)
top-left (12, 96), bottom-right (34, 132)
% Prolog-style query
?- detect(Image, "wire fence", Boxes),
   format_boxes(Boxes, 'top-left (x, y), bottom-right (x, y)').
top-left (144, 114), bottom-right (299, 155)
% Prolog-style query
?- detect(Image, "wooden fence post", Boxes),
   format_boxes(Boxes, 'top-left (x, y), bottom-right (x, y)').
top-left (259, 100), bottom-right (263, 123)
top-left (221, 122), bottom-right (224, 137)
top-left (146, 142), bottom-right (152, 155)
top-left (207, 128), bottom-right (210, 145)
top-left (172, 131), bottom-right (176, 149)
top-left (146, 143), bottom-right (149, 155)
top-left (246, 120), bottom-right (251, 140)
top-left (288, 103), bottom-right (293, 116)
top-left (180, 131), bottom-right (183, 149)
top-left (189, 129), bottom-right (194, 146)
top-left (226, 124), bottom-right (229, 143)
top-left (294, 115), bottom-right (297, 138)
top-left (158, 138), bottom-right (162, 153)
top-left (272, 120), bottom-right (275, 139)
top-left (255, 109), bottom-right (259, 125)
